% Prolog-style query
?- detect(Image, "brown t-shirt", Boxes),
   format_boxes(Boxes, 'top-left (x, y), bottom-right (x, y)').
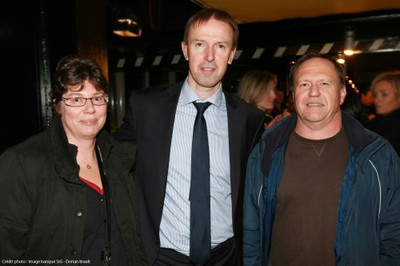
top-left (269, 128), bottom-right (349, 266)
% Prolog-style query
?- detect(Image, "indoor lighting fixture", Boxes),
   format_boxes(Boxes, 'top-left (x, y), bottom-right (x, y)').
top-left (336, 53), bottom-right (346, 64)
top-left (111, 4), bottom-right (142, 38)
top-left (343, 27), bottom-right (355, 56)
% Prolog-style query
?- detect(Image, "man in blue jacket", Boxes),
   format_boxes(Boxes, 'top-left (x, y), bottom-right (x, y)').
top-left (243, 51), bottom-right (400, 265)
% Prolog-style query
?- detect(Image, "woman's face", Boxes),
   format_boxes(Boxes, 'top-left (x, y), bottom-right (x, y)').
top-left (256, 85), bottom-right (277, 112)
top-left (372, 80), bottom-right (400, 116)
top-left (59, 80), bottom-right (108, 144)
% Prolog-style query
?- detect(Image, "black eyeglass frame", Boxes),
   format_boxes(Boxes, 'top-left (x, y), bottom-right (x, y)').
top-left (61, 95), bottom-right (109, 107)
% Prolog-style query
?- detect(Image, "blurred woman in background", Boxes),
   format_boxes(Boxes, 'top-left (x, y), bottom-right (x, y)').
top-left (237, 69), bottom-right (283, 128)
top-left (368, 70), bottom-right (400, 156)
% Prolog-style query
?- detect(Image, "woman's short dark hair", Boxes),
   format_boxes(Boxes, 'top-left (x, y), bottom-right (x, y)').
top-left (183, 8), bottom-right (239, 49)
top-left (288, 51), bottom-right (347, 91)
top-left (50, 55), bottom-right (109, 105)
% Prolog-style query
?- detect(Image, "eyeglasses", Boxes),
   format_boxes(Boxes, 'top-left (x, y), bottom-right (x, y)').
top-left (61, 95), bottom-right (109, 107)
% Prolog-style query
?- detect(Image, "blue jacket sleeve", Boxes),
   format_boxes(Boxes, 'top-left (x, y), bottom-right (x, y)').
top-left (379, 147), bottom-right (400, 265)
top-left (243, 142), bottom-right (264, 266)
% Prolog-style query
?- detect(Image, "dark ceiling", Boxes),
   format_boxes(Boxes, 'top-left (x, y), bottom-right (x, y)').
top-left (106, 0), bottom-right (400, 87)
top-left (193, 0), bottom-right (400, 23)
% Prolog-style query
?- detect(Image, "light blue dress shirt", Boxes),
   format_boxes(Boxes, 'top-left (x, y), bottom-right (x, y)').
top-left (159, 79), bottom-right (233, 255)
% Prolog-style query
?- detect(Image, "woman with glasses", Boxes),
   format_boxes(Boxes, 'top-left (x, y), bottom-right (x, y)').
top-left (0, 55), bottom-right (146, 265)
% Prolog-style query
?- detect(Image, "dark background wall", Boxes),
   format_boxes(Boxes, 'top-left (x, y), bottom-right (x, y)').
top-left (0, 0), bottom-right (107, 154)
top-left (1, 1), bottom-right (44, 153)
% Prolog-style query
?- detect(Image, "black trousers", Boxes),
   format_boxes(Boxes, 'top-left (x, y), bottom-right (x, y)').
top-left (155, 237), bottom-right (239, 266)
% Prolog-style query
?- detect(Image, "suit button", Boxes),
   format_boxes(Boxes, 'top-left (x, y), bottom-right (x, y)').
top-left (76, 211), bottom-right (83, 217)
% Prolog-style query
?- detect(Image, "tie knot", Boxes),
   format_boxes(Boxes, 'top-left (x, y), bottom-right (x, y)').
top-left (193, 102), bottom-right (212, 115)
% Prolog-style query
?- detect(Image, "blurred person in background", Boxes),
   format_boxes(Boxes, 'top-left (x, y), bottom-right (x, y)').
top-left (281, 92), bottom-right (295, 117)
top-left (359, 86), bottom-right (376, 121)
top-left (273, 89), bottom-right (286, 116)
top-left (341, 84), bottom-right (371, 127)
top-left (237, 69), bottom-right (284, 128)
top-left (368, 70), bottom-right (400, 156)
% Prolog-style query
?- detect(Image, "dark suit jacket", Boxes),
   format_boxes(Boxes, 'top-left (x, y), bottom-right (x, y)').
top-left (114, 81), bottom-right (264, 265)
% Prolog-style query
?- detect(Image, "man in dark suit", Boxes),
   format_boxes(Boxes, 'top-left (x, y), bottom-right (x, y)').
top-left (115, 8), bottom-right (264, 265)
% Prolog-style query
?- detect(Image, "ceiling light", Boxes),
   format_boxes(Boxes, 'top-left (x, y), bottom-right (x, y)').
top-left (336, 53), bottom-right (346, 64)
top-left (343, 27), bottom-right (355, 56)
top-left (111, 4), bottom-right (142, 38)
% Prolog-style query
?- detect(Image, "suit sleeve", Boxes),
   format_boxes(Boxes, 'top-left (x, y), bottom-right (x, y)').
top-left (252, 115), bottom-right (265, 149)
top-left (113, 91), bottom-right (138, 143)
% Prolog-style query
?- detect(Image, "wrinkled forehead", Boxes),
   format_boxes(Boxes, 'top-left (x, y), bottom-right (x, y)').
top-left (295, 58), bottom-right (338, 81)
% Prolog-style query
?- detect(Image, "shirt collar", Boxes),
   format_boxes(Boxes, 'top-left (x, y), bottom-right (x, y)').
top-left (179, 78), bottom-right (223, 108)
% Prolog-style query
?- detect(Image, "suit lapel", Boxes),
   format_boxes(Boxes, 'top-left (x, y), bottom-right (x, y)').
top-left (156, 83), bottom-right (182, 197)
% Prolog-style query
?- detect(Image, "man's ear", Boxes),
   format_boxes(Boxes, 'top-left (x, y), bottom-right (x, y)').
top-left (339, 85), bottom-right (347, 105)
top-left (228, 48), bottom-right (237, 65)
top-left (181, 41), bottom-right (189, 61)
